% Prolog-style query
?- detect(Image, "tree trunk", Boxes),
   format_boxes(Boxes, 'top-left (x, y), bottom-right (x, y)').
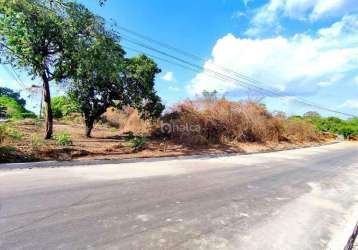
top-left (85, 116), bottom-right (94, 138)
top-left (42, 73), bottom-right (53, 139)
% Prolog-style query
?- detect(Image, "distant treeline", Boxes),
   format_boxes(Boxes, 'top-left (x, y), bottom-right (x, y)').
top-left (290, 112), bottom-right (358, 138)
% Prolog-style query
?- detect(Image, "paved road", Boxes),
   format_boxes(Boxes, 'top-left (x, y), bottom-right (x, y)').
top-left (0, 142), bottom-right (358, 250)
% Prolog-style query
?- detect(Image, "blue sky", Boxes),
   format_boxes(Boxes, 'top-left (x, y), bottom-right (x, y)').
top-left (1, 0), bottom-right (358, 117)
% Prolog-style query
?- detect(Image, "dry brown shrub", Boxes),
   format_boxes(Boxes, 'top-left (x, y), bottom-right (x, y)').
top-left (283, 119), bottom-right (319, 143)
top-left (122, 109), bottom-right (152, 135)
top-left (347, 134), bottom-right (358, 141)
top-left (101, 107), bottom-right (155, 135)
top-left (160, 98), bottom-right (320, 145)
top-left (101, 107), bottom-right (129, 128)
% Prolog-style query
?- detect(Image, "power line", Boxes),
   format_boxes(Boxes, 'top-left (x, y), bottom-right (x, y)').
top-left (116, 25), bottom-right (299, 96)
top-left (116, 26), bottom-right (357, 118)
top-left (124, 43), bottom-right (356, 118)
top-left (119, 33), bottom-right (357, 118)
top-left (0, 4), bottom-right (355, 117)
top-left (34, 6), bottom-right (358, 117)
top-left (1, 64), bottom-right (27, 89)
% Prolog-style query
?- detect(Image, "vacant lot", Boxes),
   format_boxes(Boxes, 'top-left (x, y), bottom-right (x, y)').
top-left (0, 118), bottom-right (337, 163)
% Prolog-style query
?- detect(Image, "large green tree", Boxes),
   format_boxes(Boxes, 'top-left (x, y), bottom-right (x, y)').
top-left (0, 0), bottom-right (104, 139)
top-left (0, 0), bottom-right (69, 138)
top-left (121, 55), bottom-right (165, 119)
top-left (69, 38), bottom-right (164, 137)
top-left (64, 7), bottom-right (163, 137)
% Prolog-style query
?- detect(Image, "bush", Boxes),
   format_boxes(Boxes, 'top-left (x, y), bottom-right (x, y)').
top-left (124, 131), bottom-right (135, 141)
top-left (101, 107), bottom-right (152, 134)
top-left (337, 124), bottom-right (358, 138)
top-left (0, 124), bottom-right (23, 144)
top-left (54, 132), bottom-right (72, 146)
top-left (0, 87), bottom-right (26, 107)
top-left (12, 112), bottom-right (37, 119)
top-left (292, 114), bottom-right (358, 139)
top-left (101, 107), bottom-right (129, 128)
top-left (129, 136), bottom-right (148, 151)
top-left (0, 96), bottom-right (36, 119)
top-left (51, 96), bottom-right (79, 119)
top-left (284, 119), bottom-right (319, 142)
top-left (159, 99), bottom-right (320, 145)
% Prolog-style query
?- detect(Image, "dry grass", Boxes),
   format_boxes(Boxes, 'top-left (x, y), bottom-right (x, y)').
top-left (102, 107), bottom-right (152, 135)
top-left (0, 100), bottom-right (330, 164)
top-left (101, 107), bottom-right (128, 128)
top-left (159, 99), bottom-right (320, 145)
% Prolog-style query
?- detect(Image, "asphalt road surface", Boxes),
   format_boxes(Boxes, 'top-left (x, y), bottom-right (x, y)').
top-left (1, 142), bottom-right (358, 250)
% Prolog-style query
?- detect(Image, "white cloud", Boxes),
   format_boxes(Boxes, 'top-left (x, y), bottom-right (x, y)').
top-left (310, 0), bottom-right (357, 20)
top-left (245, 1), bottom-right (283, 37)
top-left (340, 100), bottom-right (358, 109)
top-left (188, 15), bottom-right (358, 96)
top-left (246, 0), bottom-right (358, 36)
top-left (162, 72), bottom-right (175, 82)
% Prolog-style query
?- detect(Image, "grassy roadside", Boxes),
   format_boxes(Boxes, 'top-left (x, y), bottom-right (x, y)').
top-left (1, 98), bottom-right (355, 164)
top-left (0, 118), bottom-right (338, 164)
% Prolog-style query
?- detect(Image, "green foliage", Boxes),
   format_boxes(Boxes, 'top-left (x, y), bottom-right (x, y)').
top-left (123, 132), bottom-right (148, 151)
top-left (0, 146), bottom-right (16, 154)
top-left (0, 124), bottom-right (22, 144)
top-left (124, 131), bottom-right (135, 141)
top-left (54, 132), bottom-right (72, 146)
top-left (66, 7), bottom-right (164, 137)
top-left (1, 0), bottom-right (164, 139)
top-left (337, 124), bottom-right (358, 138)
top-left (0, 0), bottom-right (67, 76)
top-left (51, 96), bottom-right (79, 118)
top-left (0, 0), bottom-right (106, 138)
top-left (0, 96), bottom-right (36, 119)
top-left (0, 87), bottom-right (26, 107)
top-left (0, 0), bottom-right (70, 138)
top-left (0, 96), bottom-right (25, 113)
top-left (123, 55), bottom-right (165, 120)
top-left (129, 136), bottom-right (148, 152)
top-left (290, 114), bottom-right (358, 138)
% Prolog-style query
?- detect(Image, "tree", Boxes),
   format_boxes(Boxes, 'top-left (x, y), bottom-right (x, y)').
top-left (304, 111), bottom-right (320, 118)
top-left (51, 96), bottom-right (79, 118)
top-left (0, 0), bottom-right (105, 138)
top-left (67, 16), bottom-right (164, 136)
top-left (202, 90), bottom-right (219, 101)
top-left (72, 55), bottom-right (164, 137)
top-left (0, 0), bottom-right (69, 138)
top-left (0, 96), bottom-right (35, 119)
top-left (122, 55), bottom-right (165, 120)
top-left (0, 87), bottom-right (26, 107)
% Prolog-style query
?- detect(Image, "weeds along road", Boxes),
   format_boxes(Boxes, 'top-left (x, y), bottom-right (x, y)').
top-left (0, 142), bottom-right (358, 250)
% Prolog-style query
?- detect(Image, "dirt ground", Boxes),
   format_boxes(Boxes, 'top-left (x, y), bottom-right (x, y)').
top-left (0, 119), bottom-right (337, 163)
